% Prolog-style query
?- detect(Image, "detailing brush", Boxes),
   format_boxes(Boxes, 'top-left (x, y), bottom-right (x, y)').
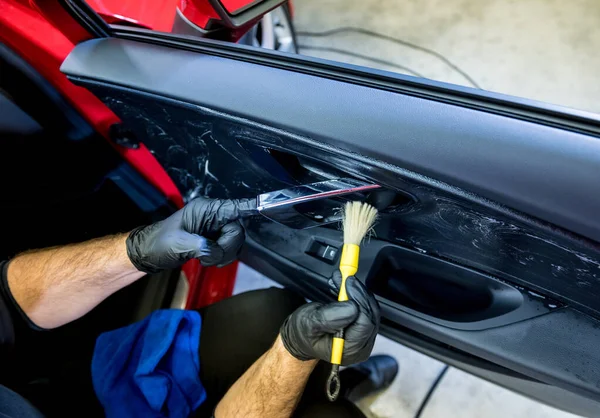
top-left (326, 201), bottom-right (378, 401)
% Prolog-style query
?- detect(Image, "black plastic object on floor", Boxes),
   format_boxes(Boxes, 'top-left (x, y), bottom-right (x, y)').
top-left (340, 354), bottom-right (400, 403)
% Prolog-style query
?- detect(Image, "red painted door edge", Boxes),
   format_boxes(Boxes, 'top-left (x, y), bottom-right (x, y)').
top-left (184, 260), bottom-right (239, 308)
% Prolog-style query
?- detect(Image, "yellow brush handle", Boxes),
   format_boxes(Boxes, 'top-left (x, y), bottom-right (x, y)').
top-left (330, 244), bottom-right (360, 365)
top-left (338, 244), bottom-right (360, 301)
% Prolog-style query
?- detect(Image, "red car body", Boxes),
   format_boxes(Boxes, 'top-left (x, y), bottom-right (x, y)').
top-left (0, 0), bottom-right (279, 307)
top-left (85, 0), bottom-right (213, 32)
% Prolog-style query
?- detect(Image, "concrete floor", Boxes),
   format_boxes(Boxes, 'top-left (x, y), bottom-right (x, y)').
top-left (292, 0), bottom-right (600, 114)
top-left (235, 264), bottom-right (581, 417)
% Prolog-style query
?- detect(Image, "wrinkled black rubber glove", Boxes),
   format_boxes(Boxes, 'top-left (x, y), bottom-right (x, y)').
top-left (126, 197), bottom-right (256, 273)
top-left (280, 272), bottom-right (380, 365)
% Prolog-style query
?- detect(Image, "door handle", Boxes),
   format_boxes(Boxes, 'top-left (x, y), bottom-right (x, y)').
top-left (257, 178), bottom-right (380, 229)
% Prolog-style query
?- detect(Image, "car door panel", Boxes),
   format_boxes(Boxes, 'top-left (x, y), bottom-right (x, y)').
top-left (61, 37), bottom-right (600, 415)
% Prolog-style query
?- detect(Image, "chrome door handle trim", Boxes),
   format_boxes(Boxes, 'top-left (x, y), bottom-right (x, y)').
top-left (257, 178), bottom-right (380, 229)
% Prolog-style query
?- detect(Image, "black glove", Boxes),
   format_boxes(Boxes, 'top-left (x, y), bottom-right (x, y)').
top-left (280, 272), bottom-right (380, 365)
top-left (126, 198), bottom-right (256, 273)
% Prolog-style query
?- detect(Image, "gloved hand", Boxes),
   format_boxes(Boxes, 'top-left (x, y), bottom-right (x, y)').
top-left (280, 272), bottom-right (380, 365)
top-left (126, 197), bottom-right (256, 273)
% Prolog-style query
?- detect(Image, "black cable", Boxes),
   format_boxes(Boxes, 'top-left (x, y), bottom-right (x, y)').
top-left (297, 45), bottom-right (426, 78)
top-left (297, 27), bottom-right (481, 89)
top-left (414, 365), bottom-right (449, 418)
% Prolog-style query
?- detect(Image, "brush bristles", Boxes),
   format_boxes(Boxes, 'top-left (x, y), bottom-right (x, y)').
top-left (342, 201), bottom-right (378, 245)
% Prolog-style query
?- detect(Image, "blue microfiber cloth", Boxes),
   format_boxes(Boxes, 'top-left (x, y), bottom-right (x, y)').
top-left (92, 309), bottom-right (206, 418)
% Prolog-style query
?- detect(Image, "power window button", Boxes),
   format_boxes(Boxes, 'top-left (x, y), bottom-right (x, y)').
top-left (321, 245), bottom-right (338, 262)
top-left (306, 241), bottom-right (339, 264)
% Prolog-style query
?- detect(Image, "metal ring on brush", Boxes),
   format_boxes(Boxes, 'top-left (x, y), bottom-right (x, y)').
top-left (326, 364), bottom-right (341, 401)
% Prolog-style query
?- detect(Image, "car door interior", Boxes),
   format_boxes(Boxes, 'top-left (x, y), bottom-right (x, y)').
top-left (60, 36), bottom-right (600, 416)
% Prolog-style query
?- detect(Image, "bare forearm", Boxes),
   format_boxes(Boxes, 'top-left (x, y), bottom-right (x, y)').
top-left (216, 336), bottom-right (317, 418)
top-left (7, 233), bottom-right (144, 328)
